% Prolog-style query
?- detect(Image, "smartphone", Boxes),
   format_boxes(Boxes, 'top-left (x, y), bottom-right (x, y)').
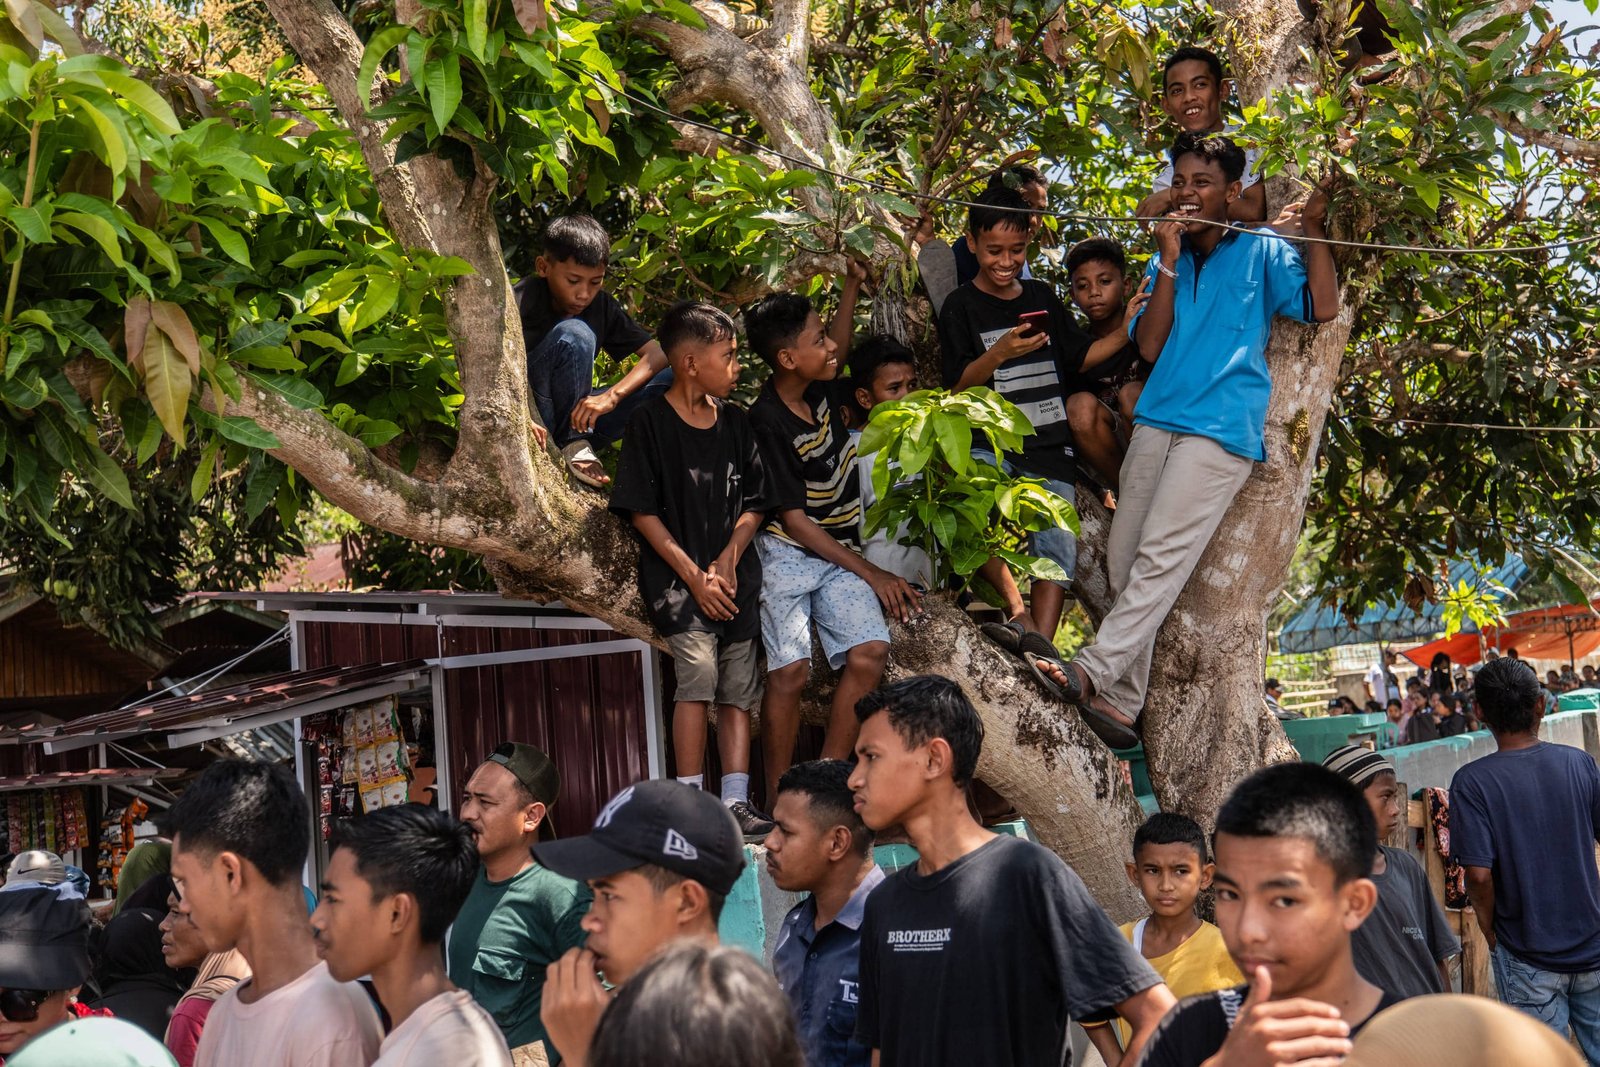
top-left (1018, 310), bottom-right (1050, 337)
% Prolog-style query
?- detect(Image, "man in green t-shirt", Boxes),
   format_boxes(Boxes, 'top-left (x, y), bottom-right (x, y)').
top-left (447, 743), bottom-right (591, 1067)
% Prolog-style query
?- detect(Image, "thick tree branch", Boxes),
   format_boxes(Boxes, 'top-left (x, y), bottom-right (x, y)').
top-left (1498, 115), bottom-right (1600, 162)
top-left (760, 0), bottom-right (813, 66)
top-left (263, 0), bottom-right (539, 505)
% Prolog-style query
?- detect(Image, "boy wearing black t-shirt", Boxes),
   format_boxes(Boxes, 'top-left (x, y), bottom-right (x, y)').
top-left (516, 214), bottom-right (669, 487)
top-left (1063, 238), bottom-right (1151, 491)
top-left (848, 675), bottom-right (1173, 1066)
top-left (938, 186), bottom-right (1130, 651)
top-left (1141, 763), bottom-right (1400, 1067)
top-left (745, 294), bottom-right (921, 800)
top-left (609, 302), bottom-right (777, 837)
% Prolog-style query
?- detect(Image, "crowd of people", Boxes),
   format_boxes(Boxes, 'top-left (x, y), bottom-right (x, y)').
top-left (530, 44), bottom-right (1339, 840)
top-left (0, 657), bottom-right (1592, 1066)
top-left (2, 30), bottom-right (1590, 1067)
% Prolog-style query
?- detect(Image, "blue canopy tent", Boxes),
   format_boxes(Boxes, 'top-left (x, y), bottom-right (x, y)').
top-left (1275, 555), bottom-right (1532, 654)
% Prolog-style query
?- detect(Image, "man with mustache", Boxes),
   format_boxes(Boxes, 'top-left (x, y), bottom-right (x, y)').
top-left (446, 743), bottom-right (591, 1067)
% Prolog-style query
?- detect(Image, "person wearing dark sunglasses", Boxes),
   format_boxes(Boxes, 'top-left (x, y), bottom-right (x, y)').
top-left (0, 879), bottom-right (105, 1061)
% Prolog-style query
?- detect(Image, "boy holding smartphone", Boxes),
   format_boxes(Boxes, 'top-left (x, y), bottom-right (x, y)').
top-left (938, 184), bottom-right (1131, 651)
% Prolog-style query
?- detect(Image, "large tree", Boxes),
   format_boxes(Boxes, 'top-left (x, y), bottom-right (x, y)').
top-left (0, 0), bottom-right (1594, 909)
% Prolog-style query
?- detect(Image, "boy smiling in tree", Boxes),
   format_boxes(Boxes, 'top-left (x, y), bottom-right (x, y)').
top-left (1137, 46), bottom-right (1267, 225)
top-left (1033, 134), bottom-right (1337, 749)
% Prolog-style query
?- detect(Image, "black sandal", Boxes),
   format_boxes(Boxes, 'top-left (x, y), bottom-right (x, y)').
top-left (1026, 652), bottom-right (1088, 704)
top-left (1079, 701), bottom-right (1140, 750)
top-left (980, 619), bottom-right (1026, 655)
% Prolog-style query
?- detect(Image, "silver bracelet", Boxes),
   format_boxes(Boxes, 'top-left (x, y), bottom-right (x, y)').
top-left (1156, 261), bottom-right (1179, 280)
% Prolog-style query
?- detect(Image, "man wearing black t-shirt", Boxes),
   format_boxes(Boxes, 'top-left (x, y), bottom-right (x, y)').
top-left (1141, 764), bottom-right (1398, 1067)
top-left (515, 215), bottom-right (668, 487)
top-left (938, 186), bottom-right (1133, 653)
top-left (847, 676), bottom-right (1173, 1066)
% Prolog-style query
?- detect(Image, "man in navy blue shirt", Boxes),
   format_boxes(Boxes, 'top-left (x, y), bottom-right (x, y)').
top-left (1451, 657), bottom-right (1600, 1059)
top-left (765, 760), bottom-right (882, 1067)
top-left (1033, 133), bottom-right (1338, 749)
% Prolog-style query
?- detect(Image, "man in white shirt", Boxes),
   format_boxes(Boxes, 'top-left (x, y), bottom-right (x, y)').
top-left (312, 804), bottom-right (511, 1067)
top-left (168, 759), bottom-right (384, 1067)
top-left (1366, 649), bottom-right (1401, 704)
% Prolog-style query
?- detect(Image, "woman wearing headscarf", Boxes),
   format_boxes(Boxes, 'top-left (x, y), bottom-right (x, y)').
top-left (84, 908), bottom-right (189, 1039)
top-left (157, 891), bottom-right (248, 1067)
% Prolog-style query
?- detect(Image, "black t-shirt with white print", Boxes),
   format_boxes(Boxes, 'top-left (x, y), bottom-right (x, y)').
top-left (1141, 984), bottom-right (1406, 1067)
top-left (749, 378), bottom-right (862, 552)
top-left (855, 834), bottom-right (1161, 1067)
top-left (937, 280), bottom-right (1092, 484)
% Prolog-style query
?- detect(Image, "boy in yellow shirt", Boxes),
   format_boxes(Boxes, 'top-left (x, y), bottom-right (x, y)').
top-left (1086, 812), bottom-right (1243, 1064)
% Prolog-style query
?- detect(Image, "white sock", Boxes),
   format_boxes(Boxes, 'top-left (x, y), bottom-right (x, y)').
top-left (721, 772), bottom-right (750, 806)
top-left (676, 774), bottom-right (705, 790)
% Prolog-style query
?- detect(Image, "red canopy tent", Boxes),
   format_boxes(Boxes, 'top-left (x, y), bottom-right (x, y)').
top-left (1402, 599), bottom-right (1600, 667)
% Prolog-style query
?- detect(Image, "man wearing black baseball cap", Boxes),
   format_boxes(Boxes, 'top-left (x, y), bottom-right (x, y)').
top-left (447, 743), bottom-right (591, 1067)
top-left (536, 779), bottom-right (746, 1067)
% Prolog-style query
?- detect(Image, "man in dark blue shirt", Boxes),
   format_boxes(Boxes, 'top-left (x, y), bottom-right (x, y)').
top-left (765, 760), bottom-right (882, 1067)
top-left (1451, 657), bottom-right (1600, 1060)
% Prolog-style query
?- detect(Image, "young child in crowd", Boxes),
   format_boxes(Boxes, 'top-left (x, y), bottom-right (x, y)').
top-left (1141, 763), bottom-right (1399, 1067)
top-left (515, 215), bottom-right (671, 486)
top-left (939, 185), bottom-right (1134, 665)
top-left (849, 675), bottom-right (1174, 1066)
top-left (1062, 237), bottom-right (1152, 491)
top-left (1321, 745), bottom-right (1460, 999)
top-left (1085, 812), bottom-right (1244, 1065)
top-left (744, 293), bottom-right (920, 797)
top-left (841, 335), bottom-right (932, 587)
top-left (609, 302), bottom-right (776, 837)
top-left (1138, 46), bottom-right (1266, 225)
top-left (1033, 134), bottom-right (1338, 750)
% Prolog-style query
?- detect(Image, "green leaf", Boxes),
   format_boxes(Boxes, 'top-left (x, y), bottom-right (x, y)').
top-left (251, 373), bottom-right (323, 410)
top-left (65, 95), bottom-right (129, 175)
top-left (352, 275), bottom-right (400, 332)
top-left (243, 460), bottom-right (282, 520)
top-left (191, 437), bottom-right (219, 501)
top-left (214, 415), bottom-right (281, 449)
top-left (97, 71), bottom-right (181, 135)
top-left (29, 0), bottom-right (80, 54)
top-left (356, 26), bottom-right (412, 110)
top-left (55, 211), bottom-right (126, 266)
top-left (465, 0), bottom-right (488, 61)
top-left (335, 349), bottom-right (372, 386)
top-left (195, 215), bottom-right (251, 267)
top-left (83, 440), bottom-right (135, 510)
top-left (426, 53), bottom-right (463, 132)
top-left (355, 419), bottom-right (402, 446)
top-left (8, 202), bottom-right (51, 243)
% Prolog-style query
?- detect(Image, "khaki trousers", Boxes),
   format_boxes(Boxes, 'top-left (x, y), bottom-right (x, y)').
top-left (511, 1041), bottom-right (550, 1067)
top-left (1076, 425), bottom-right (1254, 718)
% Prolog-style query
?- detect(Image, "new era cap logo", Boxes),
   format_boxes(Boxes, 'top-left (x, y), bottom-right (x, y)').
top-left (663, 829), bottom-right (698, 861)
top-left (595, 786), bottom-right (635, 829)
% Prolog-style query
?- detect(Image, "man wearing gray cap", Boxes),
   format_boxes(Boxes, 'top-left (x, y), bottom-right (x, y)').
top-left (448, 743), bottom-right (591, 1067)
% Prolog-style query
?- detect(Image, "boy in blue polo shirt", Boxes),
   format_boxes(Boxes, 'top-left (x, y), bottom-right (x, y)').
top-left (1034, 133), bottom-right (1337, 748)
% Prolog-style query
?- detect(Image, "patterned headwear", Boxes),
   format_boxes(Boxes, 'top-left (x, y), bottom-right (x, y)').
top-left (1320, 745), bottom-right (1394, 790)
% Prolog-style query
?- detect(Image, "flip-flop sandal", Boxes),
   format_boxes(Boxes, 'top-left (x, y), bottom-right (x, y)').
top-left (1079, 699), bottom-right (1140, 750)
top-left (1016, 630), bottom-right (1060, 663)
top-left (1026, 653), bottom-right (1088, 704)
top-left (979, 619), bottom-right (1026, 655)
top-left (561, 440), bottom-right (609, 488)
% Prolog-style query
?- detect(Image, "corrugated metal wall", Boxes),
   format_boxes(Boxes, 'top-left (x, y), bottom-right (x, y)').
top-left (299, 618), bottom-right (654, 834)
